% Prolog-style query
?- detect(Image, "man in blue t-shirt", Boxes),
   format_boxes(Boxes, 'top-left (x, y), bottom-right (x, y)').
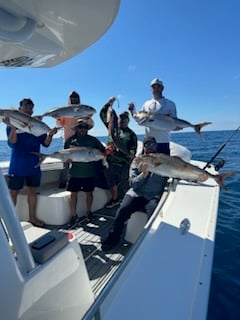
top-left (5, 98), bottom-right (57, 227)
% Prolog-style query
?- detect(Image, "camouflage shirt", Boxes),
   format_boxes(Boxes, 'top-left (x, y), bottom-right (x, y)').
top-left (100, 103), bottom-right (138, 165)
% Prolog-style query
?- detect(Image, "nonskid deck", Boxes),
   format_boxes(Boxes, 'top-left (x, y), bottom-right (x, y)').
top-left (59, 206), bottom-right (132, 296)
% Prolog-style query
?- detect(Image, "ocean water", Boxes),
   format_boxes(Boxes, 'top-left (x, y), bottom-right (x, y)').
top-left (1, 130), bottom-right (239, 319)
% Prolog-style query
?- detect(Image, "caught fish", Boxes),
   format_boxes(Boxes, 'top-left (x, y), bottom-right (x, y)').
top-left (134, 153), bottom-right (235, 189)
top-left (32, 146), bottom-right (108, 167)
top-left (106, 106), bottom-right (130, 155)
top-left (41, 104), bottom-right (96, 119)
top-left (0, 108), bottom-right (52, 136)
top-left (132, 111), bottom-right (212, 139)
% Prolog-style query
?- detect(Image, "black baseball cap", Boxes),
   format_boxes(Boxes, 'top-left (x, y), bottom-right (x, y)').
top-left (143, 136), bottom-right (157, 145)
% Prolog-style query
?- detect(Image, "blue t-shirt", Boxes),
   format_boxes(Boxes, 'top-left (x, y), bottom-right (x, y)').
top-left (7, 127), bottom-right (47, 176)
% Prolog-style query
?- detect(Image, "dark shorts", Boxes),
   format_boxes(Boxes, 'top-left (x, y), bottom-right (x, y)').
top-left (8, 175), bottom-right (41, 190)
top-left (157, 143), bottom-right (170, 155)
top-left (104, 162), bottom-right (129, 189)
top-left (67, 177), bottom-right (95, 192)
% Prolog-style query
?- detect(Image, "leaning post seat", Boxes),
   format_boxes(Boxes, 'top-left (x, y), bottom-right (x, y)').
top-left (124, 211), bottom-right (148, 244)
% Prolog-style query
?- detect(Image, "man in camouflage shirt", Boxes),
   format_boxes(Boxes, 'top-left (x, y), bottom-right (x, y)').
top-left (100, 97), bottom-right (138, 208)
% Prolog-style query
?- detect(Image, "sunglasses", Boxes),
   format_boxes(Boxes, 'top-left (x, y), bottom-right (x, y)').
top-left (144, 141), bottom-right (157, 148)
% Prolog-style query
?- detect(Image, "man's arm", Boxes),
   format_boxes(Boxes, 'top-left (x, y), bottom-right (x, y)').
top-left (4, 117), bottom-right (17, 145)
top-left (129, 162), bottom-right (149, 190)
top-left (43, 127), bottom-right (58, 147)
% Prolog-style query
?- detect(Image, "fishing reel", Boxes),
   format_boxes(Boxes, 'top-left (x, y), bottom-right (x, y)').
top-left (214, 159), bottom-right (225, 171)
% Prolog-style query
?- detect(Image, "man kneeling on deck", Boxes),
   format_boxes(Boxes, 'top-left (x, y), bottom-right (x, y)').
top-left (101, 136), bottom-right (167, 251)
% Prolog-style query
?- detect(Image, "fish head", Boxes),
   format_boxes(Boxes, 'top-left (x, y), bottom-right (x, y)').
top-left (133, 111), bottom-right (151, 125)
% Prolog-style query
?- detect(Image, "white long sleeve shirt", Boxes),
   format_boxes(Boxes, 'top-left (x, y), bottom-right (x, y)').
top-left (141, 97), bottom-right (177, 143)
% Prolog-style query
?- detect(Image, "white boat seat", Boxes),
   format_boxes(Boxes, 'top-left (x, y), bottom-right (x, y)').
top-left (124, 211), bottom-right (148, 244)
top-left (16, 186), bottom-right (111, 226)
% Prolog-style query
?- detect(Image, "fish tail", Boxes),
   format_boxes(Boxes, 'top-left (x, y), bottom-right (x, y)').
top-left (194, 122), bottom-right (212, 139)
top-left (31, 152), bottom-right (46, 167)
top-left (102, 158), bottom-right (109, 168)
top-left (215, 172), bottom-right (235, 190)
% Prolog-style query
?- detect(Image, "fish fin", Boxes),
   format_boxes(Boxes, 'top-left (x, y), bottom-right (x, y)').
top-left (33, 115), bottom-right (43, 121)
top-left (215, 172), bottom-right (235, 190)
top-left (194, 122), bottom-right (212, 139)
top-left (31, 152), bottom-right (46, 167)
top-left (102, 158), bottom-right (109, 168)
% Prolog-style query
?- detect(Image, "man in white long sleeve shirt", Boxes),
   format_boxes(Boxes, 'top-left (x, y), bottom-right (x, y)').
top-left (129, 78), bottom-right (178, 155)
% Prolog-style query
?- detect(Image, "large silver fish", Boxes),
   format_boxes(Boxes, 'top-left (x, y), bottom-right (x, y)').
top-left (41, 104), bottom-right (96, 119)
top-left (134, 153), bottom-right (234, 189)
top-left (132, 111), bottom-right (212, 139)
top-left (32, 146), bottom-right (107, 166)
top-left (106, 106), bottom-right (130, 155)
top-left (0, 109), bottom-right (52, 136)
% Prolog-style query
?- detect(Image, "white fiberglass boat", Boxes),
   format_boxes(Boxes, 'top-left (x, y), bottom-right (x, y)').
top-left (0, 140), bottom-right (220, 320)
top-left (0, 1), bottom-right (220, 319)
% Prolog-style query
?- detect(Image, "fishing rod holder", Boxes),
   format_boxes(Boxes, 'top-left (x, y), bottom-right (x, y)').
top-left (214, 159), bottom-right (225, 172)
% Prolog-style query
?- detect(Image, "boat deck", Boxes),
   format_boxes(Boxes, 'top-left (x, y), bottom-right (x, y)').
top-left (58, 206), bottom-right (132, 296)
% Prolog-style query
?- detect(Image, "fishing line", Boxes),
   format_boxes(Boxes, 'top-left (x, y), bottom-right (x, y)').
top-left (203, 125), bottom-right (240, 169)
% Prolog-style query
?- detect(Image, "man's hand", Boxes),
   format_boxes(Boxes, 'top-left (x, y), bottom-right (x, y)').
top-left (48, 127), bottom-right (58, 137)
top-left (2, 117), bottom-right (16, 129)
top-left (128, 103), bottom-right (136, 115)
top-left (140, 163), bottom-right (149, 177)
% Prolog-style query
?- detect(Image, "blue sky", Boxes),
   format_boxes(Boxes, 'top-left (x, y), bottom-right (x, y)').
top-left (0, 0), bottom-right (240, 140)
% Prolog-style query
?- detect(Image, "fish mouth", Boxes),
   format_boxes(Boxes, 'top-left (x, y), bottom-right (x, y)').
top-left (135, 117), bottom-right (149, 125)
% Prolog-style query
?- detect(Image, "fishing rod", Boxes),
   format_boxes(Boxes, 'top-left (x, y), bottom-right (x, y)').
top-left (203, 125), bottom-right (240, 170)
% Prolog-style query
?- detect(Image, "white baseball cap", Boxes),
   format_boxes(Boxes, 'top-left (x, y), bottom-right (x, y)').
top-left (150, 78), bottom-right (163, 86)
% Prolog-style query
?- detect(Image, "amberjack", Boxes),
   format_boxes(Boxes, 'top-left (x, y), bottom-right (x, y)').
top-left (32, 146), bottom-right (108, 167)
top-left (41, 104), bottom-right (96, 119)
top-left (0, 108), bottom-right (52, 136)
top-left (132, 111), bottom-right (212, 139)
top-left (134, 153), bottom-right (235, 189)
top-left (106, 106), bottom-right (130, 155)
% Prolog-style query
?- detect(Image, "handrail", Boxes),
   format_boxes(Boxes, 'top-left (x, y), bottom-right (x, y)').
top-left (0, 8), bottom-right (37, 43)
